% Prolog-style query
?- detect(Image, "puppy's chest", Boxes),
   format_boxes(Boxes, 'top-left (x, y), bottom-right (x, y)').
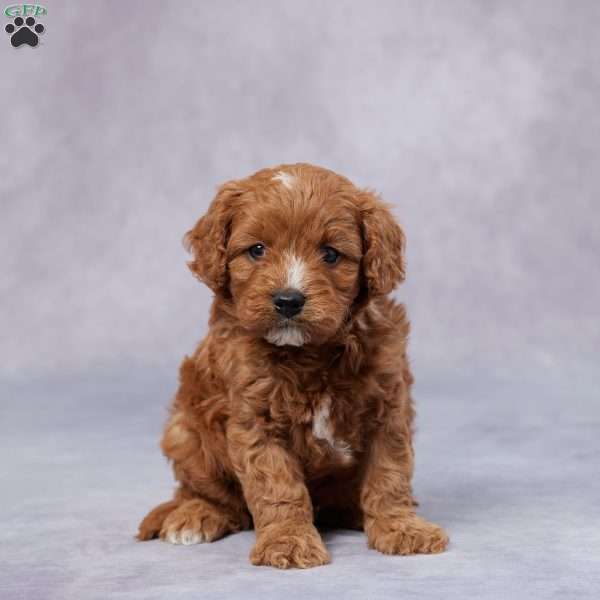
top-left (290, 391), bottom-right (364, 470)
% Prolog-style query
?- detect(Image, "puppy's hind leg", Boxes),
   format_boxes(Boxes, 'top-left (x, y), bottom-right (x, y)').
top-left (137, 496), bottom-right (182, 541)
top-left (141, 400), bottom-right (251, 545)
top-left (159, 497), bottom-right (248, 545)
top-left (138, 485), bottom-right (250, 545)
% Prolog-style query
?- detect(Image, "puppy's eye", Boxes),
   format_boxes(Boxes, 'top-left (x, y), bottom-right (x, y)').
top-left (321, 246), bottom-right (340, 264)
top-left (248, 244), bottom-right (266, 260)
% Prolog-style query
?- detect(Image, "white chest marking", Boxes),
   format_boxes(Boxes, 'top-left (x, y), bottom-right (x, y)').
top-left (312, 396), bottom-right (353, 462)
top-left (272, 171), bottom-right (295, 190)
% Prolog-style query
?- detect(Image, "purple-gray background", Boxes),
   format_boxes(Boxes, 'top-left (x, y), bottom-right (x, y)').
top-left (1, 1), bottom-right (599, 598)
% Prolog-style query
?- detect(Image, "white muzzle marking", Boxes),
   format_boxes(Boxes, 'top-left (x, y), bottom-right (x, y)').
top-left (264, 254), bottom-right (307, 347)
top-left (265, 325), bottom-right (305, 347)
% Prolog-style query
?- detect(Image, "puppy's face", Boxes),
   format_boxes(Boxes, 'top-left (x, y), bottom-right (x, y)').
top-left (226, 175), bottom-right (363, 346)
top-left (185, 164), bottom-right (406, 347)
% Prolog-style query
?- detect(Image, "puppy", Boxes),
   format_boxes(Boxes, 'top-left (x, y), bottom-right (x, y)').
top-left (138, 163), bottom-right (448, 568)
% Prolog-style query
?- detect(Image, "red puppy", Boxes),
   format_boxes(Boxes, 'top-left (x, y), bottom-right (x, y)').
top-left (138, 163), bottom-right (448, 568)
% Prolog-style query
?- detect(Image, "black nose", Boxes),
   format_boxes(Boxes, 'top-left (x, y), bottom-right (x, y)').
top-left (273, 289), bottom-right (305, 318)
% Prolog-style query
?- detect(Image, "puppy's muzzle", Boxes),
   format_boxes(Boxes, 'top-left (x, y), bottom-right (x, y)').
top-left (273, 289), bottom-right (305, 319)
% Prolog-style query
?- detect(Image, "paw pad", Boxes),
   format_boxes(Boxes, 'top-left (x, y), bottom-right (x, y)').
top-left (5, 16), bottom-right (44, 47)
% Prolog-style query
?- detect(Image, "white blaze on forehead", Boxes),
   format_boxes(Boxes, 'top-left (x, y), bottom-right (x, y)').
top-left (285, 253), bottom-right (306, 291)
top-left (312, 395), bottom-right (354, 463)
top-left (272, 171), bottom-right (295, 190)
top-left (265, 325), bottom-right (305, 347)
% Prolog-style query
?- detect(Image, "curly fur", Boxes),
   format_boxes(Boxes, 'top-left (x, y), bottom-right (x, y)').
top-left (138, 163), bottom-right (448, 568)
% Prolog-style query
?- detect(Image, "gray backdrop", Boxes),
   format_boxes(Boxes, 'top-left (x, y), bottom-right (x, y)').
top-left (1, 1), bottom-right (599, 599)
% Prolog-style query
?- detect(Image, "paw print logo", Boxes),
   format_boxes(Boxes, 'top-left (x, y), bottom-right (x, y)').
top-left (5, 16), bottom-right (45, 47)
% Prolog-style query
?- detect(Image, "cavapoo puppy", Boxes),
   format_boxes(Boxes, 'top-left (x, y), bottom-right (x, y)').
top-left (138, 163), bottom-right (448, 568)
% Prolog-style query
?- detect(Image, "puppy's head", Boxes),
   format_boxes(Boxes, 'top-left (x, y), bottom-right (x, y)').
top-left (184, 164), bottom-right (405, 346)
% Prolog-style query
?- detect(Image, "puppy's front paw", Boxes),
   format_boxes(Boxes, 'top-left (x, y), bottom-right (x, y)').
top-left (250, 522), bottom-right (330, 569)
top-left (367, 514), bottom-right (448, 555)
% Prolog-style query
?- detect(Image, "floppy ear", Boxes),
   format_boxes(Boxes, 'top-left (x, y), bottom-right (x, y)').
top-left (359, 191), bottom-right (406, 297)
top-left (183, 181), bottom-right (242, 294)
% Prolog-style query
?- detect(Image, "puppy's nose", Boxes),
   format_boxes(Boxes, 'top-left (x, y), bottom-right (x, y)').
top-left (273, 289), bottom-right (305, 318)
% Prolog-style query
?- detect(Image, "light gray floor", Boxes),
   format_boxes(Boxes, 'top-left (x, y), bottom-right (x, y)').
top-left (1, 370), bottom-right (598, 599)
